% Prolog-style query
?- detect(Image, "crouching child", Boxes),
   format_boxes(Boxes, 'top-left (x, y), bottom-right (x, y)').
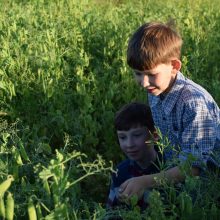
top-left (106, 102), bottom-right (163, 210)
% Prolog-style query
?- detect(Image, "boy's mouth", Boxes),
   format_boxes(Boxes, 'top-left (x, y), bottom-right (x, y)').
top-left (126, 150), bottom-right (139, 156)
top-left (147, 88), bottom-right (156, 93)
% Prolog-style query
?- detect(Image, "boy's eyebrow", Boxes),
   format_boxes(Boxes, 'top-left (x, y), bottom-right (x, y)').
top-left (133, 69), bottom-right (153, 75)
top-left (117, 131), bottom-right (127, 134)
top-left (117, 131), bottom-right (125, 134)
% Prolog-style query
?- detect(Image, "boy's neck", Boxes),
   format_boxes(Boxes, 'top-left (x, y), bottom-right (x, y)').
top-left (160, 71), bottom-right (178, 98)
top-left (137, 148), bottom-right (157, 169)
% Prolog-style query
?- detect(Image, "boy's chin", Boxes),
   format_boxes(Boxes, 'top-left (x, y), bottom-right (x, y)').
top-left (127, 155), bottom-right (140, 161)
top-left (147, 88), bottom-right (161, 96)
top-left (152, 90), bottom-right (165, 97)
top-left (149, 92), bottom-right (160, 96)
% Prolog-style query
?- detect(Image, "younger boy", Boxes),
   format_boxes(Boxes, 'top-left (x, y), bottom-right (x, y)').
top-left (118, 21), bottom-right (220, 200)
top-left (107, 102), bottom-right (162, 209)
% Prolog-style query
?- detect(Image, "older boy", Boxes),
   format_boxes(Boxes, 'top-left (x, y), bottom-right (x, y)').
top-left (118, 22), bottom-right (220, 200)
top-left (107, 102), bottom-right (162, 209)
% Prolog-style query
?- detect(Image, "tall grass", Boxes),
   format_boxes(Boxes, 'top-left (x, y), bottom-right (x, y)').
top-left (0, 0), bottom-right (219, 219)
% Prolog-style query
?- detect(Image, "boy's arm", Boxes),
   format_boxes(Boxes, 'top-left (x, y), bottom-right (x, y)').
top-left (118, 166), bottom-right (200, 201)
top-left (106, 173), bottom-right (121, 208)
top-left (170, 96), bottom-right (218, 170)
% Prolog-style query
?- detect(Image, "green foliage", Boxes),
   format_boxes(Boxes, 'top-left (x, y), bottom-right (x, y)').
top-left (0, 123), bottom-right (113, 219)
top-left (0, 0), bottom-right (220, 219)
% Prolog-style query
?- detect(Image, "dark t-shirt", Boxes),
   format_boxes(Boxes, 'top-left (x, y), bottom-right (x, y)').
top-left (107, 146), bottom-right (163, 210)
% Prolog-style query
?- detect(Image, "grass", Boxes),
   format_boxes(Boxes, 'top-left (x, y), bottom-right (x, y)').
top-left (0, 0), bottom-right (219, 219)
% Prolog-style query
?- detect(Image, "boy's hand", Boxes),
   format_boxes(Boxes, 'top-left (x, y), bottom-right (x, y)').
top-left (117, 176), bottom-right (147, 202)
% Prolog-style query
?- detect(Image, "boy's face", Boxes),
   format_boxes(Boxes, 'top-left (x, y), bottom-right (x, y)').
top-left (133, 60), bottom-right (180, 96)
top-left (117, 126), bottom-right (153, 163)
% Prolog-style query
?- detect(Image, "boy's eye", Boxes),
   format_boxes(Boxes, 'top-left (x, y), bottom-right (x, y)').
top-left (147, 72), bottom-right (157, 77)
top-left (134, 71), bottom-right (142, 76)
top-left (118, 136), bottom-right (126, 140)
top-left (148, 73), bottom-right (155, 76)
top-left (133, 133), bottom-right (142, 137)
top-left (134, 71), bottom-right (157, 77)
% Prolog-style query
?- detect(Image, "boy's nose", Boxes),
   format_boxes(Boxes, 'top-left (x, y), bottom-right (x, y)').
top-left (126, 137), bottom-right (134, 148)
top-left (140, 75), bottom-right (150, 88)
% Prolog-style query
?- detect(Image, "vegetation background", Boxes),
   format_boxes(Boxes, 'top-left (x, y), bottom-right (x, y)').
top-left (0, 0), bottom-right (219, 219)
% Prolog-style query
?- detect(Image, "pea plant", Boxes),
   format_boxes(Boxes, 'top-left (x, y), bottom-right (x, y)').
top-left (0, 0), bottom-right (220, 219)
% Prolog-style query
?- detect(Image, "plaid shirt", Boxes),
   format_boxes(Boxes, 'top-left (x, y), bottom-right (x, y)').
top-left (107, 149), bottom-right (162, 210)
top-left (148, 71), bottom-right (220, 169)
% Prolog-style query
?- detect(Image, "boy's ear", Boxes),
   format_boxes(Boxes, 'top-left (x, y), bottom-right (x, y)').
top-left (171, 59), bottom-right (181, 71)
top-left (152, 131), bottom-right (159, 142)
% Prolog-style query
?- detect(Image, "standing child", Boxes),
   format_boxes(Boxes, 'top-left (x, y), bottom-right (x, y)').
top-left (107, 102), bottom-right (162, 210)
top-left (117, 21), bottom-right (220, 200)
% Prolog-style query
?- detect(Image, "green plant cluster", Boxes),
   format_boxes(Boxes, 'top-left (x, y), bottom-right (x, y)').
top-left (0, 0), bottom-right (220, 219)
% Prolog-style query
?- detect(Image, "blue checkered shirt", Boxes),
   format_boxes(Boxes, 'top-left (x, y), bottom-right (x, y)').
top-left (148, 71), bottom-right (220, 169)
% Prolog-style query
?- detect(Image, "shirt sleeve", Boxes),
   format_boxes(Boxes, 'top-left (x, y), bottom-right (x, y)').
top-left (178, 98), bottom-right (219, 168)
top-left (106, 178), bottom-right (120, 208)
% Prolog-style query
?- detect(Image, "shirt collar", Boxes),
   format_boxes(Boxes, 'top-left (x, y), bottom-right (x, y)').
top-left (161, 71), bottom-right (186, 115)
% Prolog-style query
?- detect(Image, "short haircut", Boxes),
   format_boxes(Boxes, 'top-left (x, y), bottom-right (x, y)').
top-left (127, 21), bottom-right (183, 71)
top-left (114, 102), bottom-right (155, 132)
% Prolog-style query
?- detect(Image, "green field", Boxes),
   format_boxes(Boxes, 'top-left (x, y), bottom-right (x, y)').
top-left (0, 0), bottom-right (220, 219)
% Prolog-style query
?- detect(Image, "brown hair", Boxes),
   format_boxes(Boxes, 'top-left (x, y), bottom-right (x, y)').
top-left (127, 21), bottom-right (183, 71)
top-left (114, 102), bottom-right (155, 133)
